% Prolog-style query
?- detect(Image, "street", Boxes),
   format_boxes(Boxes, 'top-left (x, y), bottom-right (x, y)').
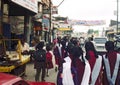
top-left (24, 61), bottom-right (57, 84)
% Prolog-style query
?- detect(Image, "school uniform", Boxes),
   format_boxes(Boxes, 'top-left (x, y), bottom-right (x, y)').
top-left (57, 56), bottom-right (78, 85)
top-left (74, 56), bottom-right (91, 85)
top-left (102, 51), bottom-right (120, 85)
top-left (53, 43), bottom-right (65, 68)
top-left (88, 51), bottom-right (102, 85)
top-left (46, 51), bottom-right (54, 69)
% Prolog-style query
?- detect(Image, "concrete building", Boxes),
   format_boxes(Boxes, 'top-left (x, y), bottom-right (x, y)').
top-left (0, 0), bottom-right (54, 44)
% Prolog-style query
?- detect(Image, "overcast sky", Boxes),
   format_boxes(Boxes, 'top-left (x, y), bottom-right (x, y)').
top-left (52, 0), bottom-right (119, 32)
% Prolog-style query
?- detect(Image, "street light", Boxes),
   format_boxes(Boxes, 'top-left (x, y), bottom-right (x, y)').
top-left (117, 0), bottom-right (119, 34)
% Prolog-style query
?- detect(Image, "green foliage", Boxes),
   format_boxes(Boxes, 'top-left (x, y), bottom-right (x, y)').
top-left (87, 29), bottom-right (94, 34)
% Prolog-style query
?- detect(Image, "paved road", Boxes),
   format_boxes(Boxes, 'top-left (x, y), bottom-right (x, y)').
top-left (24, 62), bottom-right (57, 84)
top-left (24, 52), bottom-right (57, 84)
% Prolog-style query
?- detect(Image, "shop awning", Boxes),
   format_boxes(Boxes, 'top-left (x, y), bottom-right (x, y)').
top-left (8, 0), bottom-right (37, 16)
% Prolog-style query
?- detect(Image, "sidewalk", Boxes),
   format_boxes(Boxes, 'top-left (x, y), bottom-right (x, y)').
top-left (24, 51), bottom-right (57, 84)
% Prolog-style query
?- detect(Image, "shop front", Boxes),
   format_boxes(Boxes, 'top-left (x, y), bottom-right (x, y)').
top-left (1, 0), bottom-right (38, 41)
top-left (0, 0), bottom-right (38, 76)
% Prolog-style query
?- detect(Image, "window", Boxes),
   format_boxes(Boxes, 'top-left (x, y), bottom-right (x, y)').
top-left (94, 38), bottom-right (107, 44)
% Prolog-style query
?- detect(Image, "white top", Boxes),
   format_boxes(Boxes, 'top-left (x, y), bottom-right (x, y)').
top-left (62, 56), bottom-right (74, 85)
top-left (21, 42), bottom-right (30, 52)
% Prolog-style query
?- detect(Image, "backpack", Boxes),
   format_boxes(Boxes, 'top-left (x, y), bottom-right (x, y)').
top-left (33, 49), bottom-right (46, 62)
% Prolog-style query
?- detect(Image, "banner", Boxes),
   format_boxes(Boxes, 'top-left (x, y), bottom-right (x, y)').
top-left (68, 20), bottom-right (106, 26)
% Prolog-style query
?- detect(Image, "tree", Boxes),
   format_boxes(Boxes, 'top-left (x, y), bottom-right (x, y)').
top-left (87, 29), bottom-right (94, 34)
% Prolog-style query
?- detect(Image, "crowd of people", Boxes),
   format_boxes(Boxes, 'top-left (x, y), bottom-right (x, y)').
top-left (19, 36), bottom-right (120, 85)
top-left (53, 36), bottom-right (120, 85)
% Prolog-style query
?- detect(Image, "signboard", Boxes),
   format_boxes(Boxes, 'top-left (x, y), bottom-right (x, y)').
top-left (58, 28), bottom-right (71, 31)
top-left (11, 0), bottom-right (38, 13)
top-left (42, 16), bottom-right (50, 31)
top-left (52, 6), bottom-right (58, 14)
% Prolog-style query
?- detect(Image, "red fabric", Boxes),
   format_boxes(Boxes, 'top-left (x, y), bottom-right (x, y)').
top-left (53, 46), bottom-right (65, 66)
top-left (53, 39), bottom-right (57, 45)
top-left (103, 51), bottom-right (120, 85)
top-left (88, 51), bottom-right (102, 85)
top-left (69, 54), bottom-right (74, 60)
top-left (74, 58), bottom-right (85, 85)
top-left (46, 52), bottom-right (53, 69)
top-left (46, 52), bottom-right (52, 61)
top-left (88, 51), bottom-right (96, 71)
top-left (54, 56), bottom-right (59, 65)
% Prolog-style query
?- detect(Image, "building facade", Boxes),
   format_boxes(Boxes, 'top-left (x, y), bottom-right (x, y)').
top-left (0, 0), bottom-right (53, 44)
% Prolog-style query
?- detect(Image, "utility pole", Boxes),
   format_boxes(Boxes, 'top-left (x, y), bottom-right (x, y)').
top-left (117, 0), bottom-right (119, 34)
top-left (57, 0), bottom-right (64, 7)
top-left (49, 0), bottom-right (52, 43)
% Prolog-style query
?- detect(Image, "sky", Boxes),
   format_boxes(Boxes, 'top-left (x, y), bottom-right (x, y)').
top-left (52, 0), bottom-right (118, 33)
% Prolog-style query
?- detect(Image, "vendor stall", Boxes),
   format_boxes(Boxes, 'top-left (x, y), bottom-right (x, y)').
top-left (0, 39), bottom-right (30, 76)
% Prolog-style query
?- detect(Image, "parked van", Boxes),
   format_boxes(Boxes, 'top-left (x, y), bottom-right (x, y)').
top-left (93, 37), bottom-right (108, 52)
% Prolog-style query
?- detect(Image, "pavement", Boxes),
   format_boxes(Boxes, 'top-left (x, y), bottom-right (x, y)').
top-left (24, 52), bottom-right (57, 84)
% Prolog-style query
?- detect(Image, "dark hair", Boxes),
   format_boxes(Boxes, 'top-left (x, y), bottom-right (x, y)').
top-left (20, 38), bottom-right (26, 46)
top-left (105, 41), bottom-right (114, 51)
top-left (90, 37), bottom-right (93, 41)
top-left (72, 46), bottom-right (85, 66)
top-left (73, 39), bottom-right (79, 46)
top-left (57, 37), bottom-right (61, 43)
top-left (36, 41), bottom-right (44, 50)
top-left (66, 42), bottom-right (74, 54)
top-left (72, 46), bottom-right (83, 58)
top-left (46, 44), bottom-right (52, 51)
top-left (85, 41), bottom-right (98, 60)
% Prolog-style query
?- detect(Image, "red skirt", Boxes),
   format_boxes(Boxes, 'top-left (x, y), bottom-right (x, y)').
top-left (46, 61), bottom-right (53, 69)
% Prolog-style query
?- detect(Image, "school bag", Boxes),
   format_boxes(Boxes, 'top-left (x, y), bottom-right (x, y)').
top-left (33, 49), bottom-right (46, 62)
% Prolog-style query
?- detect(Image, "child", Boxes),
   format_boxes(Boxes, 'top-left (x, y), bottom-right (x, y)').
top-left (46, 44), bottom-right (54, 76)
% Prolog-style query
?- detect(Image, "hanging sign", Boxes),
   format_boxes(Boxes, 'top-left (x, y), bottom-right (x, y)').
top-left (42, 16), bottom-right (50, 31)
top-left (52, 6), bottom-right (58, 14)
